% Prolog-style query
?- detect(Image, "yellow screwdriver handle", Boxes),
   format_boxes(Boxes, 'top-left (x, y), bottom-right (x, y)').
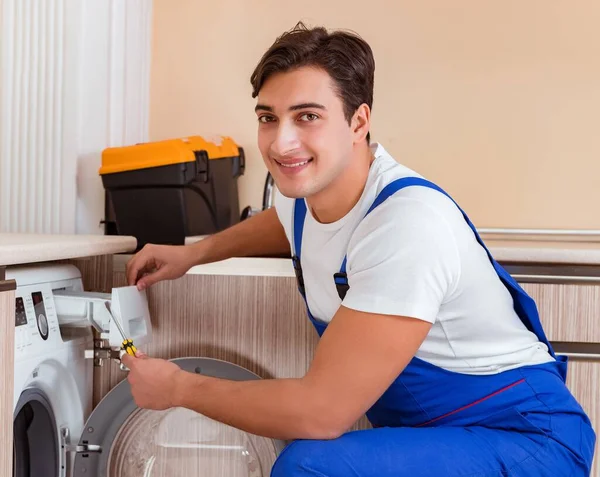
top-left (121, 339), bottom-right (137, 356)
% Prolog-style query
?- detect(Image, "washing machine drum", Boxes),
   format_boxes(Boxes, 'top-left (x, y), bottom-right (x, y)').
top-left (73, 358), bottom-right (285, 476)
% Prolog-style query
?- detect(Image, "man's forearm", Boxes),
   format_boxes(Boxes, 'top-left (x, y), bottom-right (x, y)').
top-left (190, 208), bottom-right (290, 265)
top-left (172, 371), bottom-right (341, 441)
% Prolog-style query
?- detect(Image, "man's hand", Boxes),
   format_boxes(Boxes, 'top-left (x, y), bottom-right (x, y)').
top-left (121, 352), bottom-right (184, 410)
top-left (126, 244), bottom-right (195, 290)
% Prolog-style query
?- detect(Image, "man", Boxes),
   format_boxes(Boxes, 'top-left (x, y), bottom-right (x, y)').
top-left (123, 23), bottom-right (594, 476)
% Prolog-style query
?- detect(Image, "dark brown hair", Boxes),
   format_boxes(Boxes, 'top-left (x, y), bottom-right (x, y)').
top-left (250, 22), bottom-right (375, 142)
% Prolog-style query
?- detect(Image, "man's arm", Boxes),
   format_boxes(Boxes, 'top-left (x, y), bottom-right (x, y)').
top-left (190, 207), bottom-right (290, 265)
top-left (124, 306), bottom-right (432, 440)
top-left (126, 207), bottom-right (290, 288)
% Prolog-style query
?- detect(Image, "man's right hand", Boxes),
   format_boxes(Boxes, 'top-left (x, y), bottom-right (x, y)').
top-left (126, 244), bottom-right (195, 290)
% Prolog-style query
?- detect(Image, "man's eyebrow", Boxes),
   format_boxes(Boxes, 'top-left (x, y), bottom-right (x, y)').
top-left (254, 102), bottom-right (327, 113)
top-left (289, 102), bottom-right (327, 111)
top-left (255, 104), bottom-right (273, 112)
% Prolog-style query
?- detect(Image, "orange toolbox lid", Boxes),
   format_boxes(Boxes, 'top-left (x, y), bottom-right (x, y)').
top-left (99, 136), bottom-right (240, 175)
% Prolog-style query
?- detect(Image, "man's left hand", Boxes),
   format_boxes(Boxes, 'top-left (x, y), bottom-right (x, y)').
top-left (121, 351), bottom-right (182, 410)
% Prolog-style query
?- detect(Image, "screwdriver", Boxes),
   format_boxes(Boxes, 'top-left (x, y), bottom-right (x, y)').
top-left (104, 301), bottom-right (137, 357)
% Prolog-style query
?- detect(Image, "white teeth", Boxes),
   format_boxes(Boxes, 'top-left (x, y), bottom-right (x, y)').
top-left (279, 160), bottom-right (309, 168)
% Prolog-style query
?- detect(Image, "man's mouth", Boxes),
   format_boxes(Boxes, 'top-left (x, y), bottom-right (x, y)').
top-left (274, 158), bottom-right (313, 168)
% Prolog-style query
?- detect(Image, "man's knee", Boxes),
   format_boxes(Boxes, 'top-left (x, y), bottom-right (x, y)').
top-left (271, 439), bottom-right (333, 477)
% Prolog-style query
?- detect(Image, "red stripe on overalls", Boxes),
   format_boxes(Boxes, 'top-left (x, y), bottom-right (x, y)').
top-left (415, 379), bottom-right (526, 428)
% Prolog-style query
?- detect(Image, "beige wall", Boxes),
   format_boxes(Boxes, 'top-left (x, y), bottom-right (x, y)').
top-left (150, 0), bottom-right (600, 229)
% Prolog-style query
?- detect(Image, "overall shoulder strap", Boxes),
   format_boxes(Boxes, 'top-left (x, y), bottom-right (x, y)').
top-left (335, 176), bottom-right (556, 357)
top-left (292, 199), bottom-right (308, 297)
top-left (336, 177), bottom-right (436, 294)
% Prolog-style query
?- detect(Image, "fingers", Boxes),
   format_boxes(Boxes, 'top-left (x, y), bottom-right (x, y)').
top-left (126, 248), bottom-right (145, 286)
top-left (121, 353), bottom-right (135, 368)
top-left (121, 349), bottom-right (148, 369)
top-left (126, 245), bottom-right (156, 288)
top-left (136, 266), bottom-right (169, 291)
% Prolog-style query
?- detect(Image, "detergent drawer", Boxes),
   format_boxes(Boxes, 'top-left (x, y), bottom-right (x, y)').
top-left (53, 287), bottom-right (152, 350)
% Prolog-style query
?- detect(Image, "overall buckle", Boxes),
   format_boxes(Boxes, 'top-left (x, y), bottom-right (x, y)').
top-left (333, 272), bottom-right (350, 300)
top-left (292, 256), bottom-right (306, 295)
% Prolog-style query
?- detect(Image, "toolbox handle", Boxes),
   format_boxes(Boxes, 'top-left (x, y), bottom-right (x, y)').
top-left (233, 147), bottom-right (245, 178)
top-left (194, 150), bottom-right (210, 183)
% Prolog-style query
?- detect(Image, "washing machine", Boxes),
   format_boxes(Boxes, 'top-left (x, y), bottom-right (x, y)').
top-left (10, 264), bottom-right (95, 477)
top-left (9, 264), bottom-right (284, 477)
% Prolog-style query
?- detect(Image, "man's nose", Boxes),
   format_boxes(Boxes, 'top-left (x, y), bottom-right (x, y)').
top-left (271, 120), bottom-right (301, 156)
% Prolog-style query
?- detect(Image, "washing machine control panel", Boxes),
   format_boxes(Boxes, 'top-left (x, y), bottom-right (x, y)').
top-left (15, 297), bottom-right (27, 327)
top-left (14, 283), bottom-right (61, 357)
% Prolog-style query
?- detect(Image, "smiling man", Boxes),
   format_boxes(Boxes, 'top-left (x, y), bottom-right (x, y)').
top-left (123, 23), bottom-right (595, 476)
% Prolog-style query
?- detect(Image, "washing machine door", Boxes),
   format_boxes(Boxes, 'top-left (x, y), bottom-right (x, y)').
top-left (13, 389), bottom-right (60, 477)
top-left (72, 358), bottom-right (285, 477)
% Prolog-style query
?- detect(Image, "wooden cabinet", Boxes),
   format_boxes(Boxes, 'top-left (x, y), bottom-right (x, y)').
top-left (564, 360), bottom-right (600, 476)
top-left (521, 281), bottom-right (600, 475)
top-left (522, 282), bottom-right (600, 342)
top-left (90, 263), bottom-right (600, 474)
top-left (0, 279), bottom-right (16, 477)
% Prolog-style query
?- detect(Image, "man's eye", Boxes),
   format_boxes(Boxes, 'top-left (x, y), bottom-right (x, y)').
top-left (258, 116), bottom-right (275, 123)
top-left (299, 113), bottom-right (319, 122)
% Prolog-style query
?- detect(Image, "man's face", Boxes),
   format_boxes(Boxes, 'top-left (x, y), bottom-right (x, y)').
top-left (255, 66), bottom-right (355, 199)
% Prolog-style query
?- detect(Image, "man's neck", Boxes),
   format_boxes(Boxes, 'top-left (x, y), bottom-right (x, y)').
top-left (307, 145), bottom-right (375, 224)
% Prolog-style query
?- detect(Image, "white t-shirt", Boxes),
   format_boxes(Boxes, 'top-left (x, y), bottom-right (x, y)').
top-left (274, 143), bottom-right (554, 375)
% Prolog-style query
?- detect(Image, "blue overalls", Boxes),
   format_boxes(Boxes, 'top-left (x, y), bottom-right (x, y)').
top-left (271, 177), bottom-right (596, 477)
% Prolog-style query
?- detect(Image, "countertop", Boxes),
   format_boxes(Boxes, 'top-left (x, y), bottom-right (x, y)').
top-left (0, 233), bottom-right (137, 266)
top-left (112, 233), bottom-right (600, 277)
top-left (483, 237), bottom-right (600, 266)
top-left (184, 237), bottom-right (600, 276)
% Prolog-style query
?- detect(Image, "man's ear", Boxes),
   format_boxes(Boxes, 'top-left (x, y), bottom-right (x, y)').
top-left (351, 104), bottom-right (371, 143)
